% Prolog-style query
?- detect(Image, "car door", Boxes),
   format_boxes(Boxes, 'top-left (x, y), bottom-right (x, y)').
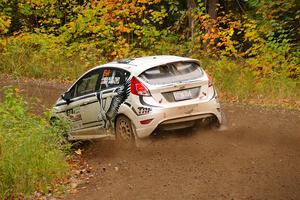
top-left (62, 69), bottom-right (104, 137)
top-left (97, 67), bottom-right (131, 129)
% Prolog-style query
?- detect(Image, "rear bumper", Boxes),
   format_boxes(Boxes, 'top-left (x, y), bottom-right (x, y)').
top-left (134, 98), bottom-right (222, 138)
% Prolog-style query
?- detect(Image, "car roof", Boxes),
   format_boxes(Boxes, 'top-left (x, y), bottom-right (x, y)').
top-left (91, 55), bottom-right (199, 76)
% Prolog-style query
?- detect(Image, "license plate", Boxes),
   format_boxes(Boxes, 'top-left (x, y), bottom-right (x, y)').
top-left (173, 89), bottom-right (192, 101)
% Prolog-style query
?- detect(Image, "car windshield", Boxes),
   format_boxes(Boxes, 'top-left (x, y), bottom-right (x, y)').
top-left (139, 62), bottom-right (203, 85)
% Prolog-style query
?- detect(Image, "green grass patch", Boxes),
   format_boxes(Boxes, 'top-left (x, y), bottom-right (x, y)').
top-left (0, 87), bottom-right (69, 198)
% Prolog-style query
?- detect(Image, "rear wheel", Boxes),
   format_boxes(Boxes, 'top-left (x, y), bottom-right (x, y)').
top-left (208, 116), bottom-right (221, 129)
top-left (115, 116), bottom-right (135, 146)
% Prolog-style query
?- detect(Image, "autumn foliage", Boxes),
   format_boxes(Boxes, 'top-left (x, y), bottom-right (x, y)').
top-left (0, 0), bottom-right (299, 104)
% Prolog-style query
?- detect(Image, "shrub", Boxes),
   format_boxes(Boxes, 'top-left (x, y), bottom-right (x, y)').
top-left (0, 87), bottom-right (69, 198)
top-left (0, 33), bottom-right (96, 80)
top-left (198, 56), bottom-right (300, 106)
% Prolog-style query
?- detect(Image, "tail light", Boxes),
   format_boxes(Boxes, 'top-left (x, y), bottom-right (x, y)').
top-left (130, 76), bottom-right (151, 96)
top-left (207, 72), bottom-right (213, 87)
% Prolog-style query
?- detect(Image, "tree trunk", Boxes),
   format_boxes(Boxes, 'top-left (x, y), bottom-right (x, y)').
top-left (204, 0), bottom-right (219, 51)
top-left (208, 0), bottom-right (218, 19)
top-left (187, 0), bottom-right (197, 42)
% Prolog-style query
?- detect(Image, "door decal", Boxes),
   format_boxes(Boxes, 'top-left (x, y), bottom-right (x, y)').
top-left (65, 106), bottom-right (82, 130)
top-left (97, 78), bottom-right (131, 129)
top-left (66, 107), bottom-right (82, 122)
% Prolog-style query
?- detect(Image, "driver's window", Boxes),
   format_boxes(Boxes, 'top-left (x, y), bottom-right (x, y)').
top-left (100, 68), bottom-right (129, 90)
top-left (74, 70), bottom-right (100, 98)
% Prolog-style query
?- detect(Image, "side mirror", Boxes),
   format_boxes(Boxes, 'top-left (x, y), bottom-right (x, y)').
top-left (61, 91), bottom-right (72, 104)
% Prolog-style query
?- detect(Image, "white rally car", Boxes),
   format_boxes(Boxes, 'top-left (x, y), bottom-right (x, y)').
top-left (51, 55), bottom-right (223, 144)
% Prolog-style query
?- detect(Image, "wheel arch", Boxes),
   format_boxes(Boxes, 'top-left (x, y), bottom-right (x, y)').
top-left (114, 113), bottom-right (131, 130)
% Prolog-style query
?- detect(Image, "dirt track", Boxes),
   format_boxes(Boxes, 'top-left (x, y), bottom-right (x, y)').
top-left (1, 76), bottom-right (300, 200)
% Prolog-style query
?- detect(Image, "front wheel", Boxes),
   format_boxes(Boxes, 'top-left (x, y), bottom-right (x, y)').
top-left (115, 115), bottom-right (135, 146)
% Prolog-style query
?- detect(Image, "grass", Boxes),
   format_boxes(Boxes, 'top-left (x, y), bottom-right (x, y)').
top-left (0, 44), bottom-right (86, 80)
top-left (200, 57), bottom-right (300, 109)
top-left (0, 87), bottom-right (69, 198)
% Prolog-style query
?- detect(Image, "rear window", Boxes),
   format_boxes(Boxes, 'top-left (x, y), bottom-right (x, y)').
top-left (139, 62), bottom-right (203, 85)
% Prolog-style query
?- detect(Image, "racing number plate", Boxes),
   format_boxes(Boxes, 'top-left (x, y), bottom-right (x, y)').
top-left (173, 89), bottom-right (192, 101)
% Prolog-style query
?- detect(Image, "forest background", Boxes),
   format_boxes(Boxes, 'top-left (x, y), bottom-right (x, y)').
top-left (0, 0), bottom-right (299, 105)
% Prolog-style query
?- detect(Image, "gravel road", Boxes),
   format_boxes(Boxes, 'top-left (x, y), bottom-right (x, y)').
top-left (1, 75), bottom-right (299, 200)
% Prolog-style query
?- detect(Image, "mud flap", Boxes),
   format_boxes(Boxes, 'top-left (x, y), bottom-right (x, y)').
top-left (131, 123), bottom-right (152, 147)
top-left (215, 112), bottom-right (228, 131)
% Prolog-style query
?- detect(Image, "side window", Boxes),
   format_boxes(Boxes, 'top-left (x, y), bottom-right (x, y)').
top-left (100, 68), bottom-right (130, 90)
top-left (74, 70), bottom-right (100, 97)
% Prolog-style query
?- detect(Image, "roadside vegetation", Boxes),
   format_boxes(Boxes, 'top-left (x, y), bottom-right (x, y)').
top-left (0, 87), bottom-right (69, 198)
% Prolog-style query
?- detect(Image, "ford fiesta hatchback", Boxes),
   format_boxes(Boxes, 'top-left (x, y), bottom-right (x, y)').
top-left (51, 55), bottom-right (223, 144)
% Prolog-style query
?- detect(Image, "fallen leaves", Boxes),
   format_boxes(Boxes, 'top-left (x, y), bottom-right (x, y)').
top-left (75, 148), bottom-right (82, 155)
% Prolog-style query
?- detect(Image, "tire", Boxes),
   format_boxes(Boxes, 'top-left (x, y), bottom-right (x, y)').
top-left (208, 116), bottom-right (221, 130)
top-left (115, 115), bottom-right (135, 146)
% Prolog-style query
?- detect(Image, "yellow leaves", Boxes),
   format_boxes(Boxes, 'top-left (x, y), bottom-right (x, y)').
top-left (0, 13), bottom-right (11, 34)
top-left (142, 18), bottom-right (150, 24)
top-left (74, 149), bottom-right (82, 155)
top-left (138, 0), bottom-right (160, 5)
top-left (0, 0), bottom-right (173, 61)
top-left (109, 37), bottom-right (130, 59)
top-left (116, 24), bottom-right (131, 33)
top-left (67, 21), bottom-right (76, 33)
top-left (193, 9), bottom-right (268, 58)
top-left (150, 7), bottom-right (167, 24)
top-left (79, 43), bottom-right (88, 50)
top-left (45, 0), bottom-right (166, 59)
